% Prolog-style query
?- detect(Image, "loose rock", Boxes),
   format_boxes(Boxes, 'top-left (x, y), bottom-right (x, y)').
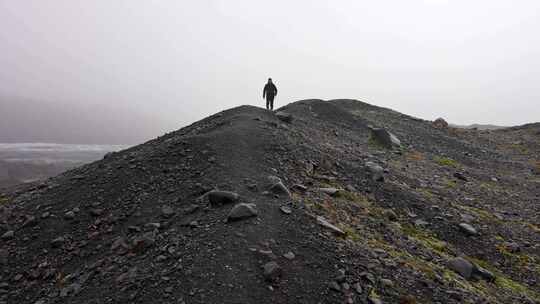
top-left (227, 203), bottom-right (258, 221)
top-left (208, 190), bottom-right (240, 206)
top-left (263, 261), bottom-right (281, 282)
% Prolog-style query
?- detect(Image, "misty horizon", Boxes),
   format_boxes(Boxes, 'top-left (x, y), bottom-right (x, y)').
top-left (1, 1), bottom-right (539, 145)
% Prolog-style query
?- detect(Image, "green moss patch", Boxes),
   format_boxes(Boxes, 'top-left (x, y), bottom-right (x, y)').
top-left (434, 156), bottom-right (459, 167)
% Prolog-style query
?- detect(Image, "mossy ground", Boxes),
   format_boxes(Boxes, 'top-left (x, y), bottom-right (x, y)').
top-left (434, 156), bottom-right (459, 167)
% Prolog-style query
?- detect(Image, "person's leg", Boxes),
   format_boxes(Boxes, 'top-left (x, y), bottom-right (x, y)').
top-left (266, 98), bottom-right (270, 110)
top-left (270, 96), bottom-right (274, 110)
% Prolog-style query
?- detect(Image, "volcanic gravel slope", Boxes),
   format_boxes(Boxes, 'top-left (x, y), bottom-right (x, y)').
top-left (0, 99), bottom-right (539, 304)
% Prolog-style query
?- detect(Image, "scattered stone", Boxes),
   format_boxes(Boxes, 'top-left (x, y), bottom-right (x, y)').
top-left (458, 223), bottom-right (477, 236)
top-left (208, 190), bottom-right (240, 206)
top-left (64, 211), bottom-right (75, 220)
top-left (183, 204), bottom-right (199, 214)
top-left (369, 127), bottom-right (401, 148)
top-left (473, 266), bottom-right (495, 282)
top-left (269, 181), bottom-right (291, 197)
top-left (1, 231), bottom-right (14, 240)
top-left (335, 269), bottom-right (346, 283)
top-left (111, 237), bottom-right (129, 254)
top-left (316, 216), bottom-right (345, 236)
top-left (161, 205), bottom-right (175, 217)
top-left (51, 236), bottom-right (65, 248)
top-left (453, 172), bottom-right (468, 181)
top-left (329, 281), bottom-right (341, 292)
top-left (365, 162), bottom-right (384, 182)
top-left (448, 257), bottom-right (473, 279)
top-left (414, 219), bottom-right (429, 227)
top-left (380, 278), bottom-right (394, 287)
top-left (384, 209), bottom-right (398, 221)
top-left (292, 184), bottom-right (307, 192)
top-left (89, 208), bottom-right (104, 216)
top-left (283, 251), bottom-right (295, 260)
top-left (318, 187), bottom-right (339, 196)
top-left (279, 206), bottom-right (292, 215)
top-left (275, 111), bottom-right (293, 123)
top-left (353, 282), bottom-right (363, 294)
top-left (227, 203), bottom-right (258, 222)
top-left (460, 214), bottom-right (475, 223)
top-left (41, 212), bottom-right (50, 219)
top-left (263, 261), bottom-right (281, 282)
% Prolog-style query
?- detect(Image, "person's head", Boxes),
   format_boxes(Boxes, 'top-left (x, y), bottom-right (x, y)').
top-left (268, 78), bottom-right (272, 83)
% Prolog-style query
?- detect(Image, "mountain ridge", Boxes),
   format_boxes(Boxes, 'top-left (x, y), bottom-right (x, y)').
top-left (0, 99), bottom-right (538, 304)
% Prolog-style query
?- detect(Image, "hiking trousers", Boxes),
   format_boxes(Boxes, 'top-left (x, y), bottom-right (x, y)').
top-left (266, 96), bottom-right (275, 110)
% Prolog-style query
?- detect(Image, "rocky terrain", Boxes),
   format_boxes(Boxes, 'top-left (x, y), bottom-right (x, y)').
top-left (0, 99), bottom-right (538, 304)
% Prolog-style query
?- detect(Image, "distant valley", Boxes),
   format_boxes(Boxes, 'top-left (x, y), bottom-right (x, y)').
top-left (0, 143), bottom-right (127, 188)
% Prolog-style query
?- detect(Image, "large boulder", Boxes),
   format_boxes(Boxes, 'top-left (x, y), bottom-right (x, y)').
top-left (433, 118), bottom-right (449, 129)
top-left (275, 111), bottom-right (293, 123)
top-left (448, 257), bottom-right (474, 279)
top-left (369, 127), bottom-right (401, 148)
top-left (227, 203), bottom-right (258, 221)
top-left (269, 181), bottom-right (291, 198)
top-left (365, 161), bottom-right (384, 182)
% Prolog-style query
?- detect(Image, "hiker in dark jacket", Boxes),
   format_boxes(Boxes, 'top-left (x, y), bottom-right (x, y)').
top-left (263, 78), bottom-right (278, 110)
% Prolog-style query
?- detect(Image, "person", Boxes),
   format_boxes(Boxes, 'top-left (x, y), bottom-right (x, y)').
top-left (262, 78), bottom-right (278, 110)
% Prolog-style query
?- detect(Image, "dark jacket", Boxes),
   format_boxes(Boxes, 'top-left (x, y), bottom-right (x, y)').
top-left (263, 83), bottom-right (277, 98)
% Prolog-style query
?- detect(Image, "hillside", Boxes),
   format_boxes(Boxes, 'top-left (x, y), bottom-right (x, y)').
top-left (0, 99), bottom-right (539, 304)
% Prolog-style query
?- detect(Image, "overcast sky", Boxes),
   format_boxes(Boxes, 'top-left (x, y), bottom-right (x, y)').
top-left (1, 0), bottom-right (539, 144)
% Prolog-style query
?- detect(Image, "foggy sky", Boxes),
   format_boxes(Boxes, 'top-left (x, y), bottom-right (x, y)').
top-left (1, 0), bottom-right (539, 144)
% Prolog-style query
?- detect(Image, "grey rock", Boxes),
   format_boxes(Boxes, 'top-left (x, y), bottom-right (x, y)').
top-left (1, 231), bottom-right (14, 240)
top-left (353, 282), bottom-right (363, 294)
top-left (292, 184), bottom-right (307, 192)
top-left (317, 216), bottom-right (345, 236)
top-left (453, 172), bottom-right (468, 181)
top-left (227, 203), bottom-right (258, 221)
top-left (51, 236), bottom-right (65, 248)
top-left (64, 211), bottom-right (75, 220)
top-left (336, 269), bottom-right (346, 283)
top-left (459, 223), bottom-right (477, 236)
top-left (275, 111), bottom-right (293, 123)
top-left (319, 187), bottom-right (340, 196)
top-left (384, 209), bottom-right (398, 221)
top-left (208, 190), bottom-right (240, 206)
top-left (448, 257), bottom-right (473, 279)
top-left (279, 206), bottom-right (292, 215)
top-left (269, 181), bottom-right (291, 197)
top-left (263, 261), bottom-right (281, 282)
top-left (329, 281), bottom-right (341, 292)
top-left (161, 205), bottom-right (175, 217)
top-left (283, 251), bottom-right (295, 260)
top-left (433, 118), bottom-right (449, 129)
top-left (370, 127), bottom-right (401, 148)
top-left (380, 278), bottom-right (394, 287)
top-left (473, 266), bottom-right (495, 282)
top-left (89, 208), bottom-right (104, 216)
top-left (365, 161), bottom-right (384, 182)
top-left (460, 214), bottom-right (475, 223)
top-left (414, 219), bottom-right (429, 227)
